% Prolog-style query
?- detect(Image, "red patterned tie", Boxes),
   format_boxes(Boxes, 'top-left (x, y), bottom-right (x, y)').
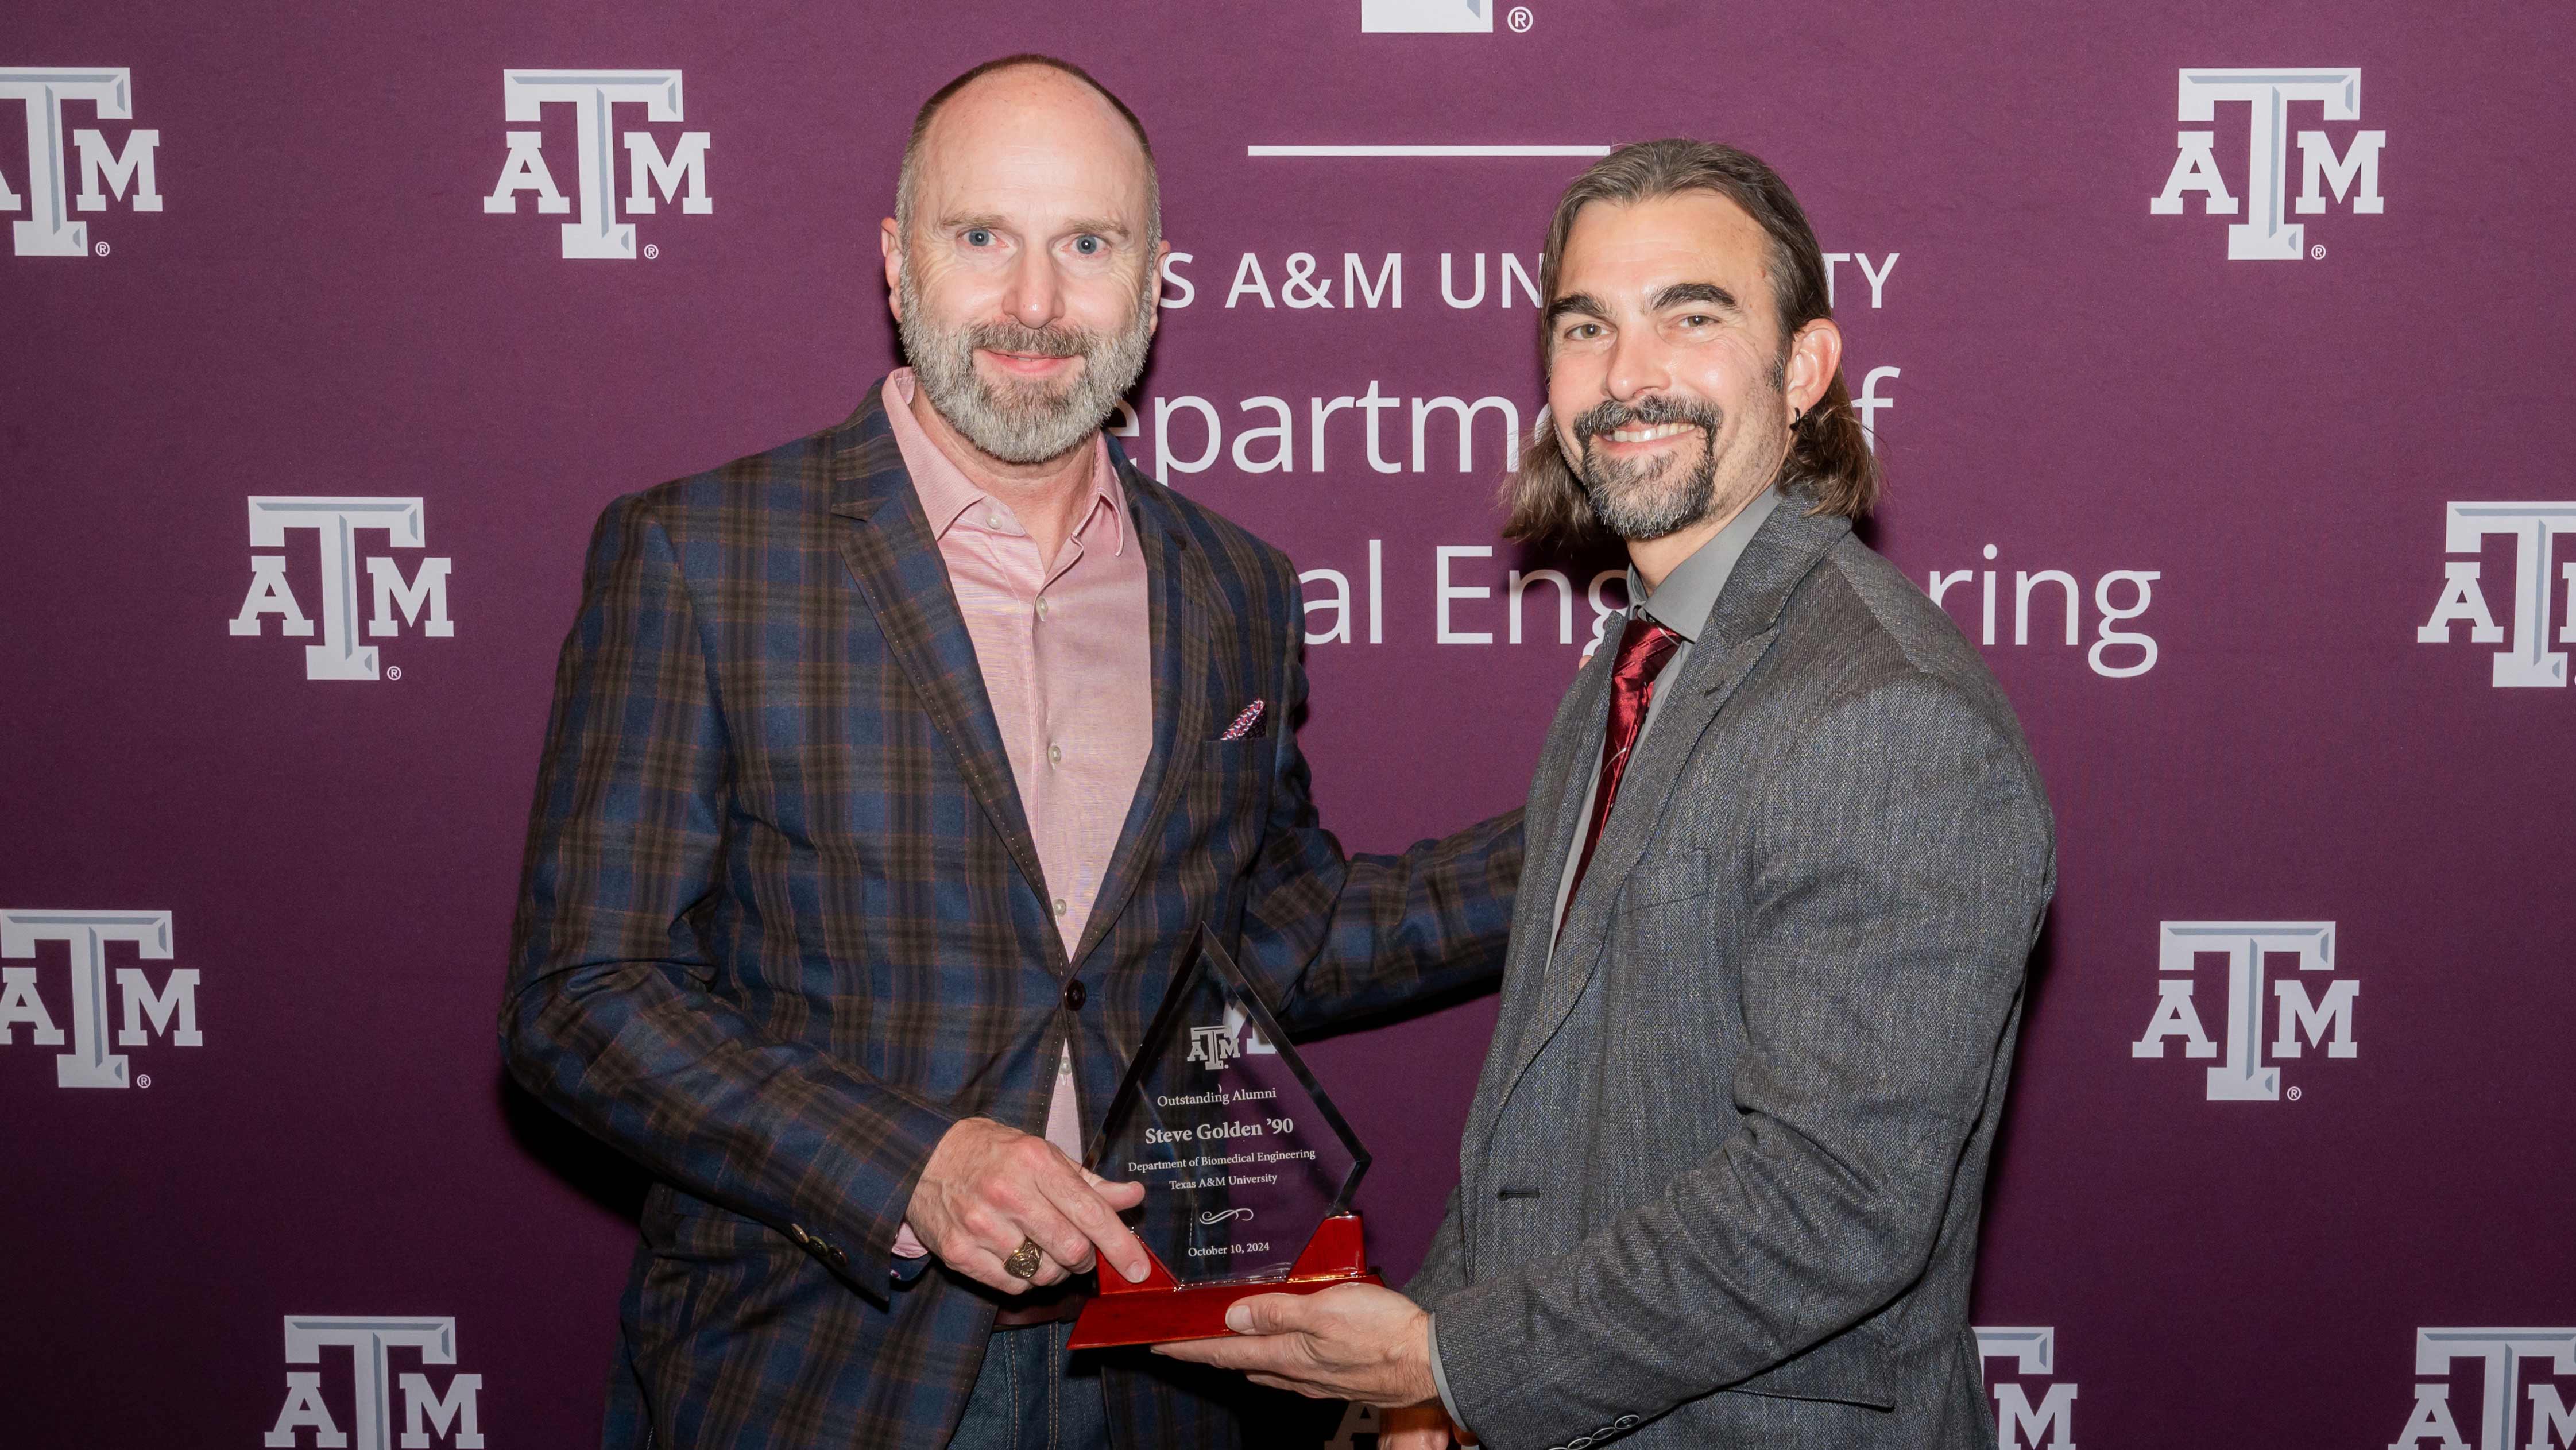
top-left (1561, 614), bottom-right (1684, 931)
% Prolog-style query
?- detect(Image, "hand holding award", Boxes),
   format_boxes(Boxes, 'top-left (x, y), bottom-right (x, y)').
top-left (1067, 927), bottom-right (1380, 1349)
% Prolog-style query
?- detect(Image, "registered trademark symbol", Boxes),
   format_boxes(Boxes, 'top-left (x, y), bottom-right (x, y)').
top-left (2286, 1085), bottom-right (2303, 1101)
top-left (2310, 245), bottom-right (2326, 259)
top-left (1507, 6), bottom-right (1535, 31)
top-left (385, 665), bottom-right (403, 682)
top-left (94, 241), bottom-right (109, 257)
top-left (643, 243), bottom-right (660, 260)
top-left (135, 1074), bottom-right (150, 1089)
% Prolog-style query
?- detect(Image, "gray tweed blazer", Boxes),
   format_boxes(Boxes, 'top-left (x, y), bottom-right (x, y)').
top-left (1410, 497), bottom-right (2056, 1450)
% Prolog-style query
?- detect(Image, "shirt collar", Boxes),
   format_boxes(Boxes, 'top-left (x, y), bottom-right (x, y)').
top-left (1629, 486), bottom-right (1782, 643)
top-left (881, 368), bottom-right (1127, 556)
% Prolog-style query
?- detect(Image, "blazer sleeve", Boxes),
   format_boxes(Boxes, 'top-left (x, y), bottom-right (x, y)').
top-left (1426, 678), bottom-right (2055, 1450)
top-left (500, 495), bottom-right (956, 1302)
top-left (1232, 577), bottom-right (1525, 1031)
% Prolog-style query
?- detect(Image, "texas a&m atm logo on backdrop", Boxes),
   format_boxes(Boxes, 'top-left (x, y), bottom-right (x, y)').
top-left (1362, 0), bottom-right (1494, 31)
top-left (0, 910), bottom-right (196, 1089)
top-left (2133, 921), bottom-right (2355, 1101)
top-left (2419, 503), bottom-right (2576, 689)
top-left (1, 67), bottom-right (160, 257)
top-left (229, 498), bottom-right (453, 682)
top-left (2394, 1329), bottom-right (2576, 1450)
top-left (266, 1317), bottom-right (484, 1450)
top-left (485, 69), bottom-right (710, 260)
top-left (1977, 1327), bottom-right (2078, 1450)
top-left (2150, 68), bottom-right (2383, 260)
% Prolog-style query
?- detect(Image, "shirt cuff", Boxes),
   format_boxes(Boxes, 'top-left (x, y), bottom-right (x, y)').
top-left (890, 1221), bottom-right (933, 1285)
top-left (1426, 1312), bottom-right (1473, 1440)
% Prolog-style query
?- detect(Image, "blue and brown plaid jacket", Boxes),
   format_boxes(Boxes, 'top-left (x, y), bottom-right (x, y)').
top-left (502, 382), bottom-right (1523, 1450)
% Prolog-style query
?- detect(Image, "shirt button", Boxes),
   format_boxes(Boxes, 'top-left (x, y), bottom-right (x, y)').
top-left (1035, 597), bottom-right (1050, 620)
top-left (1047, 743), bottom-right (1062, 766)
top-left (986, 512), bottom-right (1004, 530)
top-left (1063, 980), bottom-right (1086, 1011)
top-left (1053, 898), bottom-right (1067, 917)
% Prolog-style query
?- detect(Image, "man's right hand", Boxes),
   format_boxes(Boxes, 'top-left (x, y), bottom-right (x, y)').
top-left (906, 1117), bottom-right (1150, 1294)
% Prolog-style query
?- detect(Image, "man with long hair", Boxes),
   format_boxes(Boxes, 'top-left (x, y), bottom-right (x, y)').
top-left (1162, 140), bottom-right (2056, 1450)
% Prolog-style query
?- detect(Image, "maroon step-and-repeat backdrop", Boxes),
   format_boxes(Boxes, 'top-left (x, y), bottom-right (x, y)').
top-left (6, 2), bottom-right (2571, 1445)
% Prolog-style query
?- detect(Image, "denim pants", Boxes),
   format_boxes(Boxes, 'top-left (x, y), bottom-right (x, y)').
top-left (946, 1320), bottom-right (1111, 1450)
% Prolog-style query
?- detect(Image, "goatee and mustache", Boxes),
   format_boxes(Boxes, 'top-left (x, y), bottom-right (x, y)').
top-left (1569, 393), bottom-right (1728, 541)
top-left (898, 264), bottom-right (1155, 466)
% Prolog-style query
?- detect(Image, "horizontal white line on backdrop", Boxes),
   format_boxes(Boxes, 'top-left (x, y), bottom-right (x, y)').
top-left (1246, 144), bottom-right (1614, 157)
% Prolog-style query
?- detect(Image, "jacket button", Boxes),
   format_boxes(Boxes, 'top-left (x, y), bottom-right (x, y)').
top-left (1063, 979), bottom-right (1086, 1011)
top-left (787, 1223), bottom-right (811, 1245)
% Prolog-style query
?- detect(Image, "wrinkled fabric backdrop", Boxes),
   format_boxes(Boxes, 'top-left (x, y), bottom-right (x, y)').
top-left (5, 2), bottom-right (2572, 1447)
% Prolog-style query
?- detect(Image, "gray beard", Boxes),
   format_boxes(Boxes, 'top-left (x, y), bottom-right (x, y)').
top-left (897, 266), bottom-right (1155, 466)
top-left (1581, 444), bottom-right (1717, 540)
top-left (1571, 396), bottom-right (1723, 541)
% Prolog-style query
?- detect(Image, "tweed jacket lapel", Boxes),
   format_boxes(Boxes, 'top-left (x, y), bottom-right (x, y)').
top-left (1070, 443), bottom-right (1219, 972)
top-left (1530, 631), bottom-right (1618, 915)
top-left (1471, 629), bottom-right (1619, 1091)
top-left (1492, 502), bottom-right (1855, 1125)
top-left (823, 390), bottom-right (1058, 960)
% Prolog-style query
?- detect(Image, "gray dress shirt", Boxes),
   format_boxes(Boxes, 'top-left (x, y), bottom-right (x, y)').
top-left (1426, 485), bottom-right (1781, 1433)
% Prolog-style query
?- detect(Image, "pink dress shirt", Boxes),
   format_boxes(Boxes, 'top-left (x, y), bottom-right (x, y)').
top-left (881, 369), bottom-right (1154, 1260)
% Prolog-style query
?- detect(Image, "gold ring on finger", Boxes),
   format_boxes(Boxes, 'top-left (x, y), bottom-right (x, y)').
top-left (1004, 1237), bottom-right (1044, 1281)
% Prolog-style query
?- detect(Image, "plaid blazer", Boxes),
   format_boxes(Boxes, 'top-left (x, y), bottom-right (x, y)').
top-left (502, 382), bottom-right (1523, 1450)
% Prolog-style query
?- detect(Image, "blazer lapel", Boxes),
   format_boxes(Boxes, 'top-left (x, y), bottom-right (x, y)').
top-left (1067, 451), bottom-right (1217, 973)
top-left (1525, 626), bottom-right (1620, 920)
top-left (1488, 502), bottom-right (1855, 1127)
top-left (1461, 626), bottom-right (1619, 1159)
top-left (825, 391), bottom-right (1055, 954)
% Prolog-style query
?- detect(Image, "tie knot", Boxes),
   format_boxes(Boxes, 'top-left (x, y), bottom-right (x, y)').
top-left (1611, 615), bottom-right (1683, 684)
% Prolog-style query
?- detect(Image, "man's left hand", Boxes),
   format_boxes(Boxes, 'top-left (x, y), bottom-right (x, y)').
top-left (1151, 1282), bottom-right (1439, 1408)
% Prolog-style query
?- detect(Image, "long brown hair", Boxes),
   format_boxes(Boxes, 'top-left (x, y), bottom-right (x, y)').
top-left (1502, 139), bottom-right (1882, 543)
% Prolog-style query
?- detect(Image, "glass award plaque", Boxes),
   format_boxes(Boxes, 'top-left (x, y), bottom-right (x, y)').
top-left (1067, 926), bottom-right (1379, 1349)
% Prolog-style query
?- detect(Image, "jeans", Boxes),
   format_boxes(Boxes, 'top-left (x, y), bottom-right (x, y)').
top-left (946, 1321), bottom-right (1111, 1450)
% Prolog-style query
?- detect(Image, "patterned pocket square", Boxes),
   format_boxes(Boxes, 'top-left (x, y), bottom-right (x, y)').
top-left (1219, 699), bottom-right (1266, 740)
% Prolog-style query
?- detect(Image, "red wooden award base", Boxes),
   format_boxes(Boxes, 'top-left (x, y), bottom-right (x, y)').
top-left (1066, 1212), bottom-right (1380, 1350)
